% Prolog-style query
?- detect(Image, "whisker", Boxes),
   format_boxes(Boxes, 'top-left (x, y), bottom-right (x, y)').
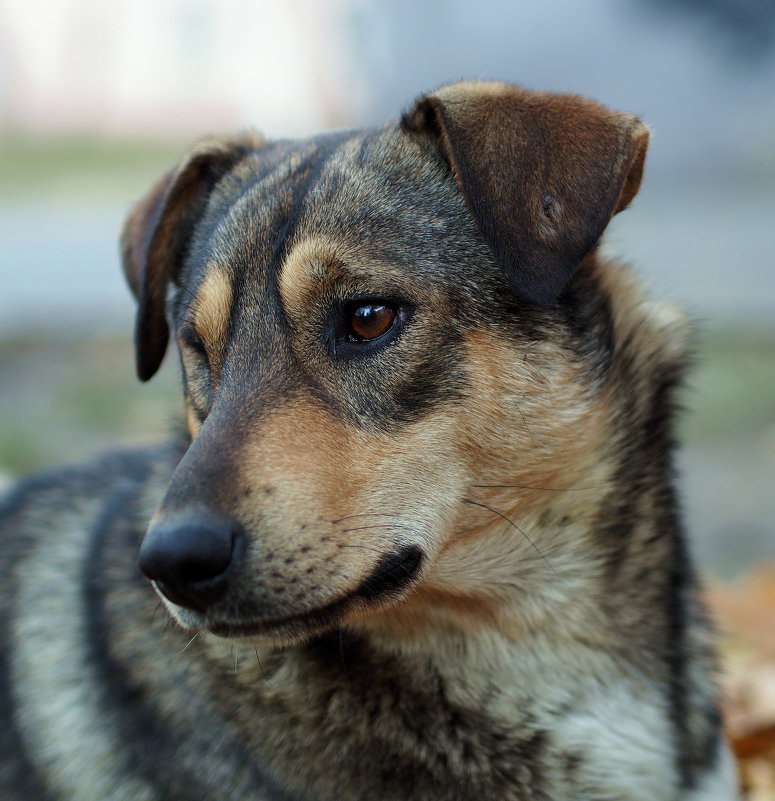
top-left (179, 632), bottom-right (201, 655)
top-left (254, 647), bottom-right (272, 685)
top-left (339, 539), bottom-right (470, 569)
top-left (337, 543), bottom-right (403, 555)
top-left (339, 524), bottom-right (420, 534)
top-left (514, 400), bottom-right (539, 445)
top-left (471, 483), bottom-right (604, 492)
top-left (463, 498), bottom-right (559, 578)
top-left (160, 618), bottom-right (174, 640)
top-left (172, 283), bottom-right (200, 307)
top-left (331, 512), bottom-right (402, 525)
top-left (150, 601), bottom-right (164, 625)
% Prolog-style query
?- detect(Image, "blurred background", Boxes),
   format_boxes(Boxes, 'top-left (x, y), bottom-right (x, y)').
top-left (1, 0), bottom-right (775, 789)
top-left (0, 0), bottom-right (773, 575)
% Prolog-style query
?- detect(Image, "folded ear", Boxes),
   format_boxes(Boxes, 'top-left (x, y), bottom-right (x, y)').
top-left (401, 81), bottom-right (649, 307)
top-left (121, 133), bottom-right (263, 381)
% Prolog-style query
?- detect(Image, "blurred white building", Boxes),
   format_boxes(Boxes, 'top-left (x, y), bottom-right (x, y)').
top-left (1, 0), bottom-right (368, 138)
top-left (3, 0), bottom-right (775, 170)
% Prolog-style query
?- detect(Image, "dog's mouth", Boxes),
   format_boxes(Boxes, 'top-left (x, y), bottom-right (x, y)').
top-left (165, 545), bottom-right (425, 641)
top-left (206, 593), bottom-right (359, 640)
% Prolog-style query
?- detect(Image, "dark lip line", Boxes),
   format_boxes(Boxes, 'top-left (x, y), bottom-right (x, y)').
top-left (201, 545), bottom-right (425, 639)
top-left (206, 591), bottom-right (358, 639)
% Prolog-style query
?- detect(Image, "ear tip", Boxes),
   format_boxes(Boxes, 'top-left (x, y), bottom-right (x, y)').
top-left (135, 351), bottom-right (161, 382)
top-left (136, 352), bottom-right (163, 382)
top-left (136, 361), bottom-right (156, 383)
top-left (621, 114), bottom-right (651, 148)
top-left (134, 319), bottom-right (168, 382)
top-left (614, 116), bottom-right (651, 215)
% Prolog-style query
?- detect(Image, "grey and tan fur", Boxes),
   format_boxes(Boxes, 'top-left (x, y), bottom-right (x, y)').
top-left (0, 81), bottom-right (738, 799)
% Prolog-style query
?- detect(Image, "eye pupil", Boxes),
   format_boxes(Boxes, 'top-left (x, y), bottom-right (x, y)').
top-left (348, 305), bottom-right (395, 341)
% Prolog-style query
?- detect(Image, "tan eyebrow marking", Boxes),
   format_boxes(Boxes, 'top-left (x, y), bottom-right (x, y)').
top-left (191, 267), bottom-right (233, 365)
top-left (278, 237), bottom-right (345, 321)
top-left (186, 404), bottom-right (203, 440)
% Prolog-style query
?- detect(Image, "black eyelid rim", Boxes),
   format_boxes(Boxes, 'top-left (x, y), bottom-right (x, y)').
top-left (179, 324), bottom-right (207, 355)
top-left (341, 294), bottom-right (412, 316)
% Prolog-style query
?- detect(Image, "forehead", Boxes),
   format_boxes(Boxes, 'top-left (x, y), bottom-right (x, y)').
top-left (172, 126), bottom-right (510, 433)
top-left (180, 125), bottom-right (493, 306)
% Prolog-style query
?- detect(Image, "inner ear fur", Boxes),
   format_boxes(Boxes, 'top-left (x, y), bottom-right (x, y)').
top-left (120, 133), bottom-right (263, 381)
top-left (401, 81), bottom-right (649, 307)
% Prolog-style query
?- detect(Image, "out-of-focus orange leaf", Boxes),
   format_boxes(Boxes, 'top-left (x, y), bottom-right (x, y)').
top-left (733, 725), bottom-right (775, 761)
top-left (708, 567), bottom-right (775, 658)
top-left (706, 566), bottom-right (775, 799)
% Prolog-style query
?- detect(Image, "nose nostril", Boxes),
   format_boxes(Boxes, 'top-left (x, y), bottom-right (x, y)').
top-left (138, 513), bottom-right (244, 611)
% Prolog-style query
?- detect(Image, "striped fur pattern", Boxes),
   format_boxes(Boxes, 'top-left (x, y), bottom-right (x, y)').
top-left (0, 82), bottom-right (738, 799)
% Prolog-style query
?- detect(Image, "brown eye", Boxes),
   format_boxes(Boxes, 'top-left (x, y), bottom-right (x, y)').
top-left (347, 304), bottom-right (396, 341)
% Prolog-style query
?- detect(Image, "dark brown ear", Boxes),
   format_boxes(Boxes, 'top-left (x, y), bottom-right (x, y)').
top-left (401, 81), bottom-right (649, 307)
top-left (121, 133), bottom-right (263, 381)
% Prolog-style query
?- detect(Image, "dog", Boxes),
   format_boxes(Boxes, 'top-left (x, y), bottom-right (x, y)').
top-left (0, 81), bottom-right (738, 800)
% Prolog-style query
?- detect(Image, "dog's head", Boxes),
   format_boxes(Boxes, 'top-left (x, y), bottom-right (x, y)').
top-left (122, 81), bottom-right (660, 644)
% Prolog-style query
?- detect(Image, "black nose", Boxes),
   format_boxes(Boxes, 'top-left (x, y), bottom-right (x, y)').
top-left (138, 513), bottom-right (245, 612)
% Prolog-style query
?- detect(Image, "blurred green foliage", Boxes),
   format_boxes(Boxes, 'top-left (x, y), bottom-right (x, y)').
top-left (0, 335), bottom-right (179, 475)
top-left (0, 138), bottom-right (188, 201)
top-left (682, 327), bottom-right (775, 442)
